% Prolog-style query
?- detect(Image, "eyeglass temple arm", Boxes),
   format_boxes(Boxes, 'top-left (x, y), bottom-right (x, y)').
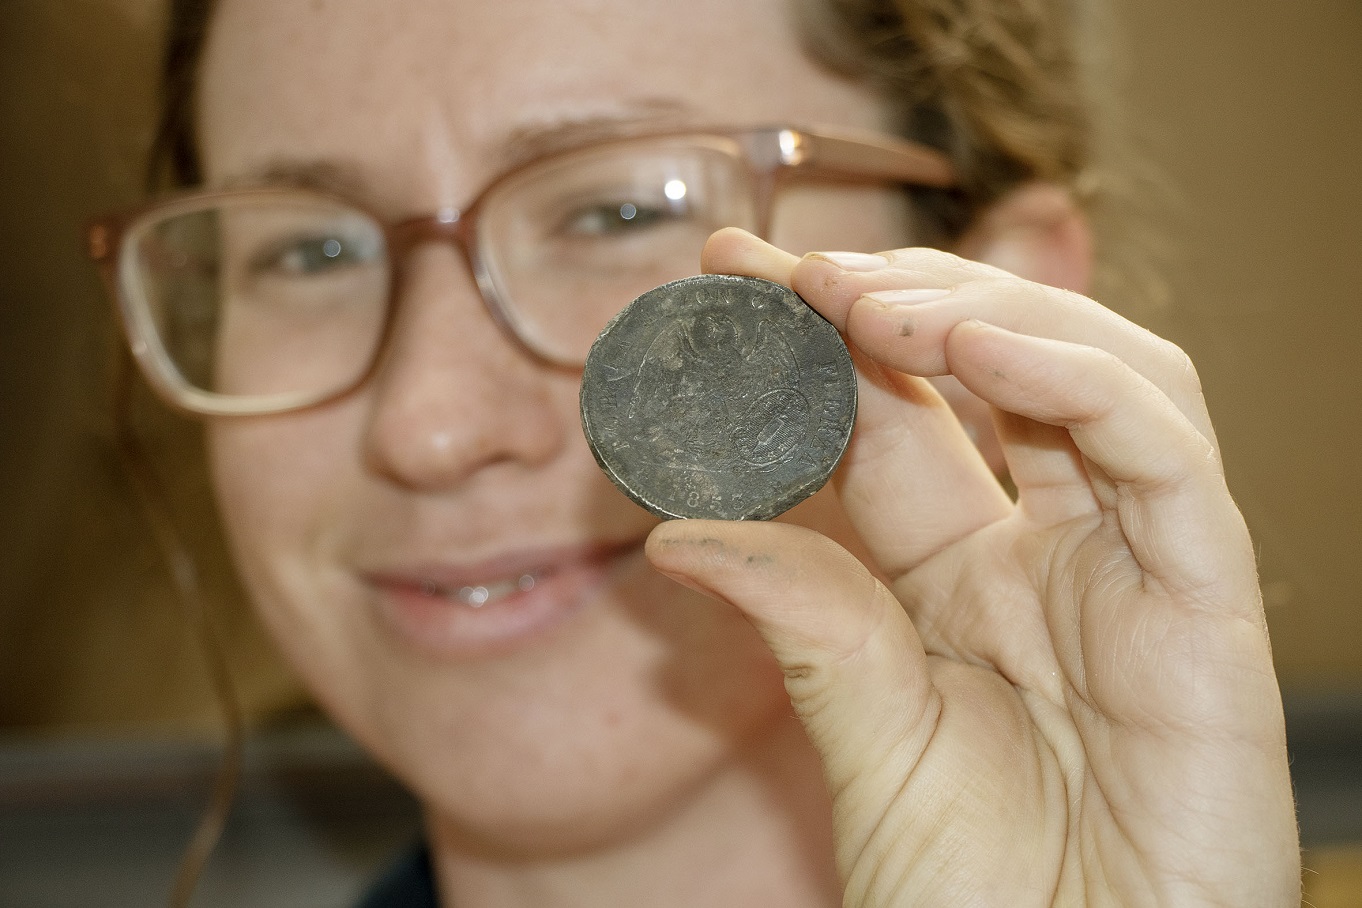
top-left (776, 127), bottom-right (958, 189)
top-left (744, 127), bottom-right (958, 240)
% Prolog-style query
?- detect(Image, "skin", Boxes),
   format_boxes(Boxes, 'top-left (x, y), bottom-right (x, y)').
top-left (198, 0), bottom-right (1300, 904)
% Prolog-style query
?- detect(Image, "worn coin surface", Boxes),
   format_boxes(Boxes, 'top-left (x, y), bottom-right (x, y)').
top-left (580, 273), bottom-right (857, 520)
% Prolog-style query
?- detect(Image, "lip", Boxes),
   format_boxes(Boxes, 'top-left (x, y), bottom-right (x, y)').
top-left (361, 539), bottom-right (646, 658)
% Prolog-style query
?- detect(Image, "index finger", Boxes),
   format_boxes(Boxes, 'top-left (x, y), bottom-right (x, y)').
top-left (789, 247), bottom-right (1219, 453)
top-left (702, 229), bottom-right (1013, 580)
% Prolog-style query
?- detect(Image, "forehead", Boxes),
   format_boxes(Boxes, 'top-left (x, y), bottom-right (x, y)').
top-left (197, 0), bottom-right (888, 204)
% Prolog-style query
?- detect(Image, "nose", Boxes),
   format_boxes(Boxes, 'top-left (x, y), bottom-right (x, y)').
top-left (361, 243), bottom-right (567, 491)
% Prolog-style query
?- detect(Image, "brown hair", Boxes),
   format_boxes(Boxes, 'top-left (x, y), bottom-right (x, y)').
top-left (148, 0), bottom-right (212, 191)
top-left (798, 0), bottom-right (1093, 220)
top-left (794, 0), bottom-right (1157, 309)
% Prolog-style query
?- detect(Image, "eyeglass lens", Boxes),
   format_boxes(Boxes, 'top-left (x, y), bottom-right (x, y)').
top-left (122, 139), bottom-right (759, 406)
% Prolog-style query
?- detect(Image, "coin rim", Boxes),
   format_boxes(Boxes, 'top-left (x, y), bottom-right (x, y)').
top-left (579, 274), bottom-right (857, 521)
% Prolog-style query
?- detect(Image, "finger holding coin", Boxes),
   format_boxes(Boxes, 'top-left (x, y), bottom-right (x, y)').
top-left (699, 229), bottom-right (1013, 577)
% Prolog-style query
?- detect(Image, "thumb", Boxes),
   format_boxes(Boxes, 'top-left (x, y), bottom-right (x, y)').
top-left (645, 519), bottom-right (940, 866)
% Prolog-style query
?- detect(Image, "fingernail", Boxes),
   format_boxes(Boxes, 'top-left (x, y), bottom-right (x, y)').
top-left (808, 251), bottom-right (891, 271)
top-left (863, 288), bottom-right (953, 306)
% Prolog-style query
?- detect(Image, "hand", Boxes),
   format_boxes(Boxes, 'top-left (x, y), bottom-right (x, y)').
top-left (646, 228), bottom-right (1300, 906)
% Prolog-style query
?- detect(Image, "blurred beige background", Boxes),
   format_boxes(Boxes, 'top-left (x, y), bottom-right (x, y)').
top-left (1117, 0), bottom-right (1362, 692)
top-left (2, 1), bottom-right (1358, 721)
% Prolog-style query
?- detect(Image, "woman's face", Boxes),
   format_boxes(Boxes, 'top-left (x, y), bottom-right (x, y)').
top-left (200, 0), bottom-right (944, 851)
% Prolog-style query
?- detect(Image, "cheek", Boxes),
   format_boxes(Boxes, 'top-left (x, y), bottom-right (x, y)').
top-left (209, 415), bottom-right (337, 557)
top-left (206, 411), bottom-right (358, 652)
top-left (206, 408), bottom-right (463, 772)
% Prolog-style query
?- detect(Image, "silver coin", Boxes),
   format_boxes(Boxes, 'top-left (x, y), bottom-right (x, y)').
top-left (580, 274), bottom-right (857, 520)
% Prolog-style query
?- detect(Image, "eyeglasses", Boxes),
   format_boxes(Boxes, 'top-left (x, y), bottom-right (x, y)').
top-left (88, 125), bottom-right (956, 416)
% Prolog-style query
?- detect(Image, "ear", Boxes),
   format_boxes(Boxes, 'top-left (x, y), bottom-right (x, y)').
top-left (951, 182), bottom-right (1092, 294)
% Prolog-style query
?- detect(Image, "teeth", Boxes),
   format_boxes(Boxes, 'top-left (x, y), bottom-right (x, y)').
top-left (461, 585), bottom-right (491, 606)
top-left (420, 572), bottom-right (539, 607)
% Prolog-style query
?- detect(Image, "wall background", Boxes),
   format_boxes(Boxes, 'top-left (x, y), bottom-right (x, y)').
top-left (1117, 0), bottom-right (1362, 690)
top-left (2, 0), bottom-right (1359, 720)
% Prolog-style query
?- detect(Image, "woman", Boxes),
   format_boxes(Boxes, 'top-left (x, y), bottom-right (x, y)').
top-left (90, 0), bottom-right (1300, 903)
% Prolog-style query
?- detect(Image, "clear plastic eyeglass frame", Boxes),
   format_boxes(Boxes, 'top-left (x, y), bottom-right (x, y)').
top-left (88, 124), bottom-right (957, 417)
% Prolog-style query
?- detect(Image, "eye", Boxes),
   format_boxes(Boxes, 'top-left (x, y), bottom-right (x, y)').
top-left (253, 229), bottom-right (382, 276)
top-left (558, 200), bottom-right (679, 237)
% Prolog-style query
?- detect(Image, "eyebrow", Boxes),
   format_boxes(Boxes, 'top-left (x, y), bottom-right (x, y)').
top-left (218, 158), bottom-right (371, 197)
top-left (214, 98), bottom-right (699, 204)
top-left (498, 98), bottom-right (698, 167)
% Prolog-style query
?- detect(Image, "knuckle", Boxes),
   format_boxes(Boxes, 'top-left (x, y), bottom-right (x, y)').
top-left (1149, 335), bottom-right (1204, 394)
top-left (794, 259), bottom-right (875, 300)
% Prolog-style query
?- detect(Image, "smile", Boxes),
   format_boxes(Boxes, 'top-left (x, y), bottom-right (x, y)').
top-left (419, 572), bottom-right (540, 607)
top-left (363, 540), bottom-right (647, 657)
top-left (416, 574), bottom-right (539, 609)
